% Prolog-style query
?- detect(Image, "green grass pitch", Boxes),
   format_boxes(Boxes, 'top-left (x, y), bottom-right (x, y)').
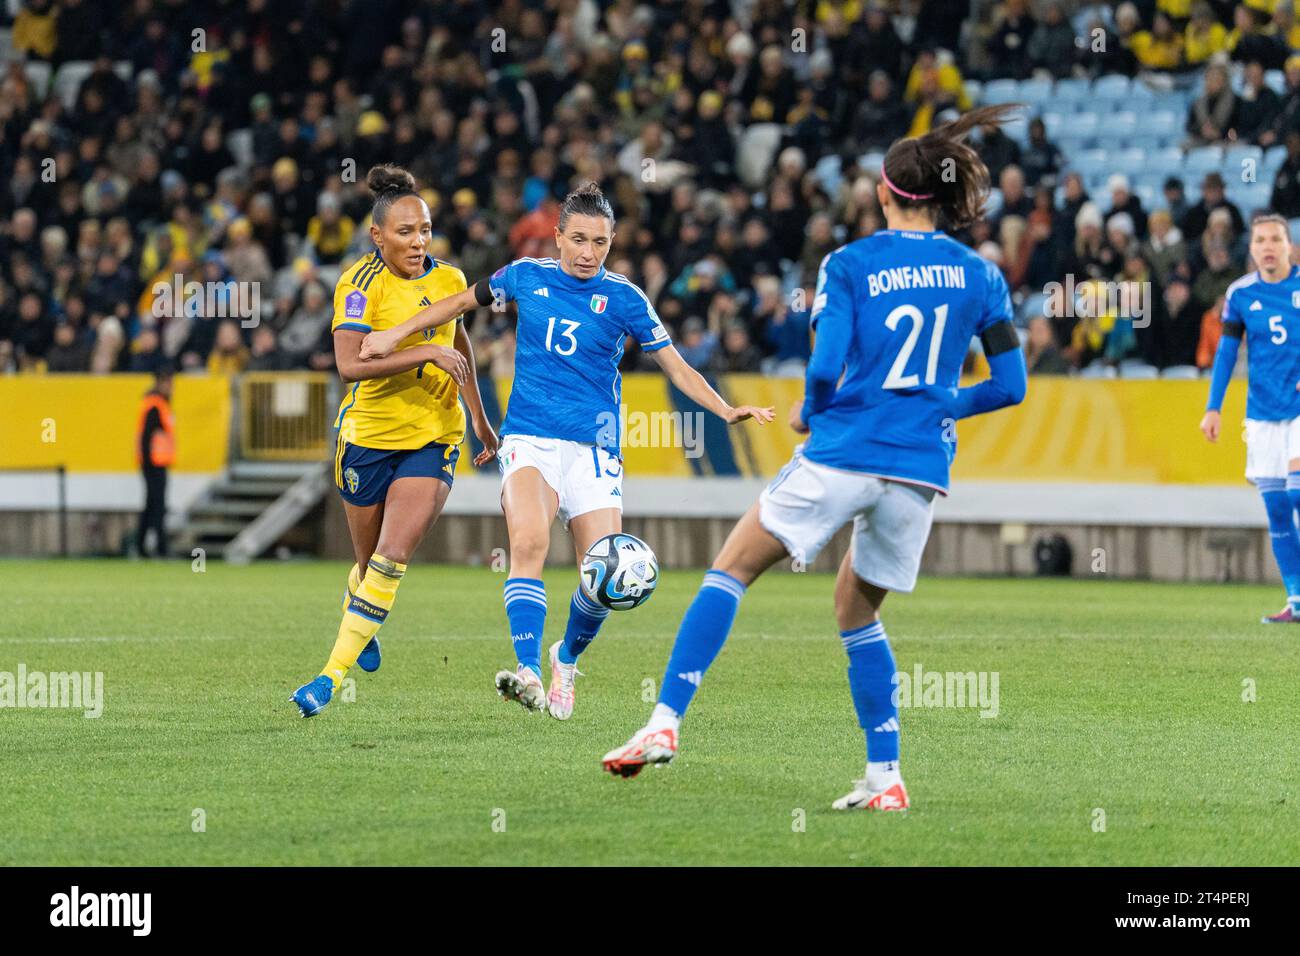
top-left (2, 559), bottom-right (1297, 866)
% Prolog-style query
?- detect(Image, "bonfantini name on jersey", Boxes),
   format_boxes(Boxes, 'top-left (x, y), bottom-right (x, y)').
top-left (866, 264), bottom-right (968, 297)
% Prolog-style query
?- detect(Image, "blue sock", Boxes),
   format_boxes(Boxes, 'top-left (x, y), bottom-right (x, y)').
top-left (503, 577), bottom-right (546, 676)
top-left (1260, 480), bottom-right (1300, 612)
top-left (842, 621), bottom-right (899, 763)
top-left (658, 570), bottom-right (746, 716)
top-left (1287, 471), bottom-right (1300, 562)
top-left (560, 587), bottom-right (609, 664)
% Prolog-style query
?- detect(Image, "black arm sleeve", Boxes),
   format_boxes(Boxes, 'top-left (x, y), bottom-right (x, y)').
top-left (979, 320), bottom-right (1020, 357)
top-left (473, 278), bottom-right (494, 307)
top-left (1222, 320), bottom-right (1245, 339)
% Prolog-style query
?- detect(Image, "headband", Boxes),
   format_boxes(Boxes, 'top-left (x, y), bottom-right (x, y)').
top-left (881, 166), bottom-right (934, 201)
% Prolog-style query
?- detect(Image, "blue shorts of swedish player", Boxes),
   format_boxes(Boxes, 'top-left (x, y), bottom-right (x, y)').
top-left (335, 438), bottom-right (460, 506)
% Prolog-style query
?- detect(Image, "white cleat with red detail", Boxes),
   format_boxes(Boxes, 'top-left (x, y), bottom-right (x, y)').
top-left (601, 726), bottom-right (679, 778)
top-left (495, 665), bottom-right (546, 713)
top-left (832, 780), bottom-right (910, 812)
top-left (546, 641), bottom-right (582, 721)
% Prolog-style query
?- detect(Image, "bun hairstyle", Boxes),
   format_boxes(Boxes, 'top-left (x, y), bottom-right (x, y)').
top-left (879, 104), bottom-right (1021, 230)
top-left (367, 163), bottom-right (419, 225)
top-left (558, 181), bottom-right (615, 231)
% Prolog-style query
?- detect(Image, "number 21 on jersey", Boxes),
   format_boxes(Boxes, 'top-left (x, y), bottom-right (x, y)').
top-left (882, 303), bottom-right (948, 389)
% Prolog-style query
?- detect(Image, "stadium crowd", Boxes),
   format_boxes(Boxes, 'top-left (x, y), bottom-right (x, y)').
top-left (0, 0), bottom-right (1298, 382)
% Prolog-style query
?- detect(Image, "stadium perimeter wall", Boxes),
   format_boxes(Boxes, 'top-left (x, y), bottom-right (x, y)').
top-left (0, 373), bottom-right (1279, 582)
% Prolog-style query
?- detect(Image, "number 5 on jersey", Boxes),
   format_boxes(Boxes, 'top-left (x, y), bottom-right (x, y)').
top-left (546, 316), bottom-right (581, 356)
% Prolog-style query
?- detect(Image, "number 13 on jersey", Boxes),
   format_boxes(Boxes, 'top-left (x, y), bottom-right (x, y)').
top-left (545, 316), bottom-right (581, 356)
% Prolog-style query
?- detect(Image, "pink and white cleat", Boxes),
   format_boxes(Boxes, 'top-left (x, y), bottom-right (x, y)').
top-left (546, 641), bottom-right (582, 721)
top-left (832, 779), bottom-right (910, 812)
top-left (1261, 606), bottom-right (1300, 624)
top-left (495, 665), bottom-right (546, 712)
top-left (601, 726), bottom-right (678, 778)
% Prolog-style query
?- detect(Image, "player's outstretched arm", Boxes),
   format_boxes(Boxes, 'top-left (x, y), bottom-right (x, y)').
top-left (334, 329), bottom-right (467, 385)
top-left (358, 285), bottom-right (485, 360)
top-left (454, 321), bottom-right (500, 466)
top-left (649, 344), bottom-right (775, 425)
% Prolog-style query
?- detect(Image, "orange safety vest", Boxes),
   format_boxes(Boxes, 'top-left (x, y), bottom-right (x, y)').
top-left (137, 392), bottom-right (176, 467)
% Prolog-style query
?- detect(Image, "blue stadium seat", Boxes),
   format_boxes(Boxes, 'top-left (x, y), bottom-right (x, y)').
top-left (1017, 78), bottom-right (1054, 108)
top-left (1145, 147), bottom-right (1184, 174)
top-left (1127, 82), bottom-right (1157, 104)
top-left (1092, 74), bottom-right (1131, 100)
top-left (984, 188), bottom-right (1004, 219)
top-left (1229, 183), bottom-right (1273, 216)
top-left (1041, 111), bottom-right (1068, 139)
top-left (1290, 218), bottom-right (1300, 242)
top-left (1132, 172), bottom-right (1167, 194)
top-left (1071, 148), bottom-right (1111, 180)
top-left (1003, 113), bottom-right (1030, 145)
top-left (1079, 363), bottom-right (1118, 379)
top-left (813, 154), bottom-right (842, 198)
top-left (1134, 185), bottom-right (1158, 210)
top-left (1119, 361), bottom-right (1159, 379)
top-left (1182, 145), bottom-right (1225, 176)
top-left (1106, 112), bottom-right (1139, 140)
top-left (1146, 111), bottom-right (1181, 138)
top-left (1263, 145), bottom-right (1287, 174)
top-left (1224, 144), bottom-right (1263, 171)
top-left (1065, 112), bottom-right (1100, 139)
top-left (982, 79), bottom-right (1019, 105)
top-left (1160, 365), bottom-right (1201, 379)
top-left (1053, 77), bottom-right (1091, 106)
top-left (1113, 147), bottom-right (1146, 172)
top-left (1266, 70), bottom-right (1285, 96)
top-left (1017, 291), bottom-right (1048, 326)
top-left (1088, 173), bottom-right (1117, 197)
top-left (964, 79), bottom-right (983, 106)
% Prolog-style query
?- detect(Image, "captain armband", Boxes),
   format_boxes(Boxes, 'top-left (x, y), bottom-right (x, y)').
top-left (979, 320), bottom-right (1020, 357)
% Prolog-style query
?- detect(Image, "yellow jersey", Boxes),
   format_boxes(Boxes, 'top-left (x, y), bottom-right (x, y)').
top-left (331, 251), bottom-right (467, 450)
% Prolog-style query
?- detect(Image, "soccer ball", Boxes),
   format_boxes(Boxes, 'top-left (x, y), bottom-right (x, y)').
top-left (580, 533), bottom-right (660, 611)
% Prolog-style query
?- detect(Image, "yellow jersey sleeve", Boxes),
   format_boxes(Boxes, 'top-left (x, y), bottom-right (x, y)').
top-left (332, 253), bottom-right (386, 333)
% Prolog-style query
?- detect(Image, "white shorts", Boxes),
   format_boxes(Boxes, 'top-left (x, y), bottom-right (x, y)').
top-left (498, 434), bottom-right (623, 523)
top-left (1244, 418), bottom-right (1300, 481)
top-left (758, 453), bottom-right (936, 593)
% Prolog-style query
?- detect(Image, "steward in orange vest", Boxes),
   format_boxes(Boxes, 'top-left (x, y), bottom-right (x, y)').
top-left (137, 369), bottom-right (174, 557)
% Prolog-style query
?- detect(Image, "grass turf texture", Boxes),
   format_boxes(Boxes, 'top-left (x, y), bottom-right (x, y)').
top-left (1, 559), bottom-right (1297, 866)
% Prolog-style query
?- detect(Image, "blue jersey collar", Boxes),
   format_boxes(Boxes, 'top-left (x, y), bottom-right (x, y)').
top-left (555, 263), bottom-right (607, 289)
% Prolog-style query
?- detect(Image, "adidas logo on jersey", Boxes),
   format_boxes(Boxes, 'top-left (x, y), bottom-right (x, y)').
top-left (1251, 300), bottom-right (1264, 310)
top-left (533, 287), bottom-right (549, 296)
top-left (677, 671), bottom-right (702, 687)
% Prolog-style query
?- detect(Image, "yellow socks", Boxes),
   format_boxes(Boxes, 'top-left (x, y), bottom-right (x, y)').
top-left (322, 555), bottom-right (406, 690)
top-left (341, 563), bottom-right (362, 611)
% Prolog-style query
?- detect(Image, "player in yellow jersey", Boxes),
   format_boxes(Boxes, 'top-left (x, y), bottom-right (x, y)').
top-left (291, 164), bottom-right (498, 717)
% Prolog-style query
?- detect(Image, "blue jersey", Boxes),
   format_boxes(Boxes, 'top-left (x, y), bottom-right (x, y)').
top-left (801, 230), bottom-right (1013, 492)
top-left (1221, 267), bottom-right (1300, 421)
top-left (488, 258), bottom-right (671, 450)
